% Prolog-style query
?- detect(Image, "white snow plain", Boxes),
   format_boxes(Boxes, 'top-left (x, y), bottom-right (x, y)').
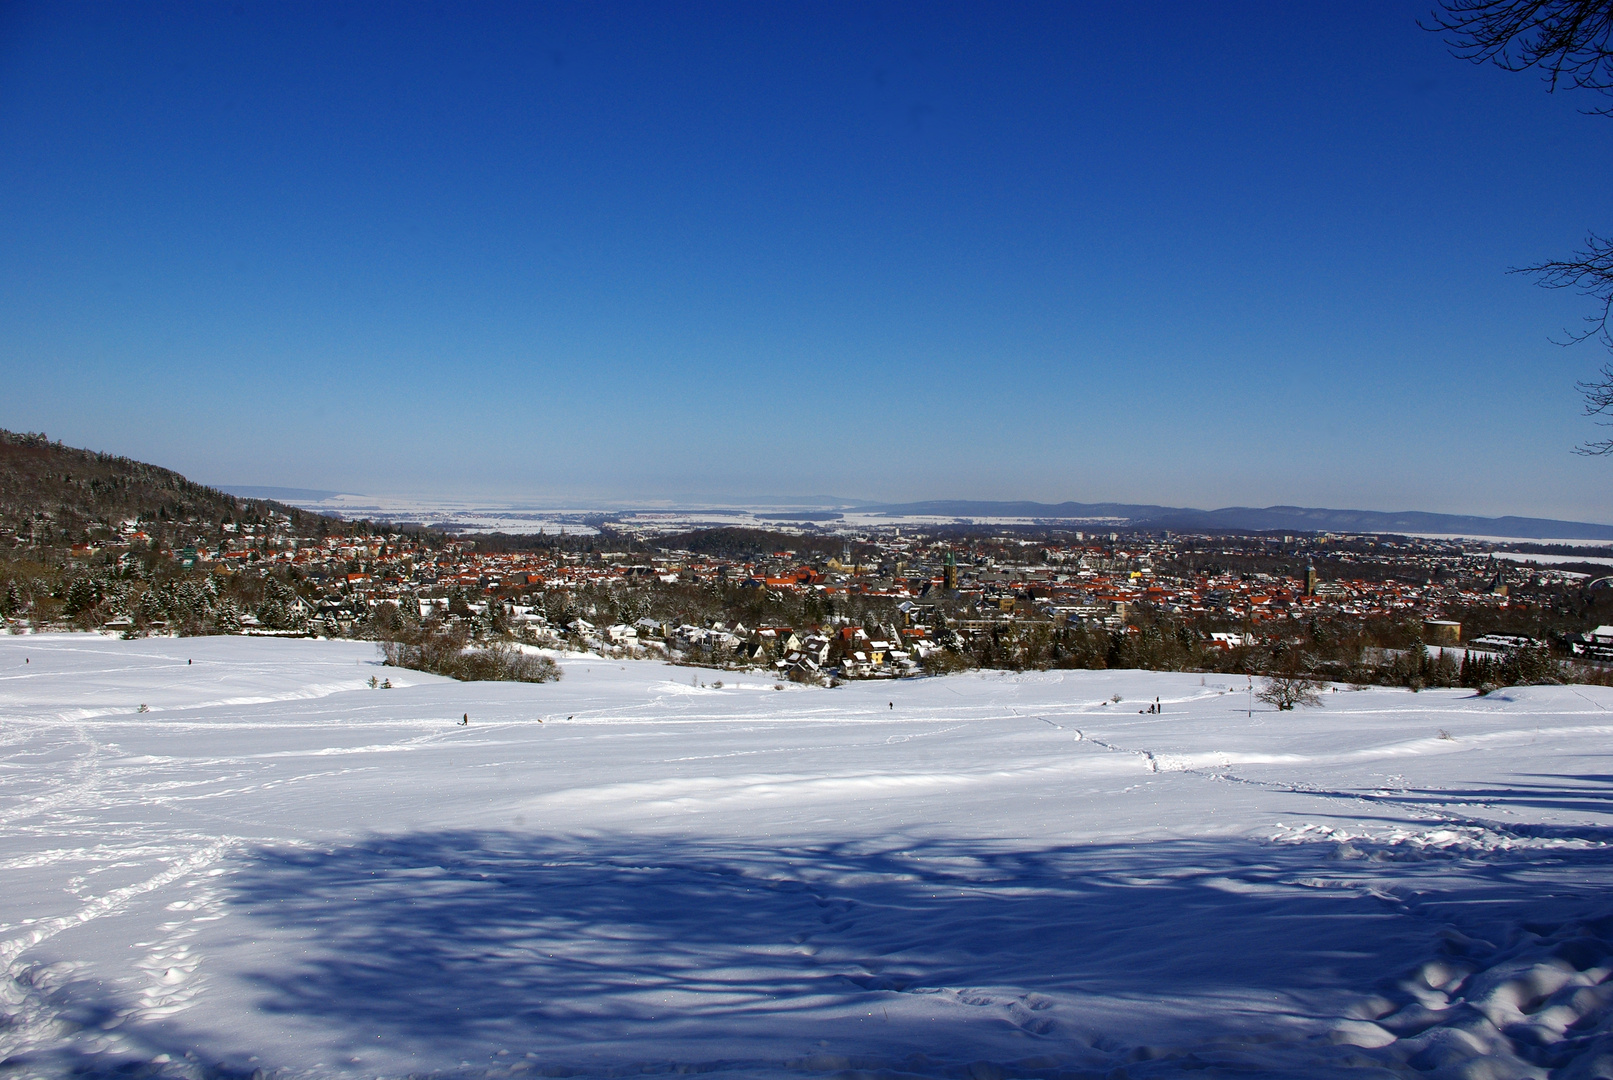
top-left (6, 636), bottom-right (1613, 1079)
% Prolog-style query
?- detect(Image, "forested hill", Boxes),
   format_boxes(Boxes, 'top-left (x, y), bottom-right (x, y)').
top-left (0, 429), bottom-right (330, 537)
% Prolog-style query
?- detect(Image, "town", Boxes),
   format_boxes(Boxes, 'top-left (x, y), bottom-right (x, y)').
top-left (7, 497), bottom-right (1612, 689)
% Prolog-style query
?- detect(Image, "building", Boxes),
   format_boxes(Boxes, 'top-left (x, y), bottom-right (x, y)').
top-left (1423, 619), bottom-right (1461, 644)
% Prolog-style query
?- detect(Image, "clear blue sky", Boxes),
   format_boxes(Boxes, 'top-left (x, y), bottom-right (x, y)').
top-left (3, 1), bottom-right (1612, 519)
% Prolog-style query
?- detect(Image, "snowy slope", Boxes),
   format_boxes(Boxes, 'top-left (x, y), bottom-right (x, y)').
top-left (5, 635), bottom-right (1613, 1078)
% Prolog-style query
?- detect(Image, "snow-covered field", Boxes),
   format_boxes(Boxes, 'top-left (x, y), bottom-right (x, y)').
top-left (6, 636), bottom-right (1613, 1079)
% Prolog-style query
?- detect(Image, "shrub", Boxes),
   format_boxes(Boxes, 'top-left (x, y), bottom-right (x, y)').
top-left (380, 628), bottom-right (561, 684)
top-left (920, 648), bottom-right (974, 675)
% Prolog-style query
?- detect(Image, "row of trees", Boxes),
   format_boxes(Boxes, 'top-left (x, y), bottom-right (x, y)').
top-left (6, 561), bottom-right (312, 636)
top-left (1251, 640), bottom-right (1567, 710)
top-left (931, 617), bottom-right (1575, 689)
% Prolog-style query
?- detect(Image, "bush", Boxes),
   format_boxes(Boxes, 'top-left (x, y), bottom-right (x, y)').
top-left (380, 628), bottom-right (562, 683)
top-left (920, 648), bottom-right (974, 675)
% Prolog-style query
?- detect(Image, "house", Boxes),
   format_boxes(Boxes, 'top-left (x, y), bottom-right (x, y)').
top-left (800, 634), bottom-right (832, 665)
top-left (757, 627), bottom-right (803, 653)
top-left (1571, 628), bottom-right (1613, 661)
top-left (1473, 633), bottom-right (1542, 651)
top-left (777, 651), bottom-right (820, 675)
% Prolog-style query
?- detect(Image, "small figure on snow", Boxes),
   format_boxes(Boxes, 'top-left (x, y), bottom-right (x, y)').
top-left (460, 713), bottom-right (469, 726)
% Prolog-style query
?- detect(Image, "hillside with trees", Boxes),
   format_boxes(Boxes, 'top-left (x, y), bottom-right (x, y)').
top-left (0, 429), bottom-right (329, 539)
top-left (0, 430), bottom-right (419, 634)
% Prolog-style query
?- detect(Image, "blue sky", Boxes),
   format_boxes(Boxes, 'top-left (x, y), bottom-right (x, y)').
top-left (3, 1), bottom-right (1612, 519)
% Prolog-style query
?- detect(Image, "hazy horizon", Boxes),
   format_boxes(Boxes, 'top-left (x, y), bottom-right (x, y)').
top-left (214, 483), bottom-right (1613, 533)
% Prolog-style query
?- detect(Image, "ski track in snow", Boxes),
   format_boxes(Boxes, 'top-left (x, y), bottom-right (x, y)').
top-left (7, 637), bottom-right (1613, 1078)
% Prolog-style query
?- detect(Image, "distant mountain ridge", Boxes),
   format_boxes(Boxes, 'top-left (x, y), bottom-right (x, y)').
top-left (861, 500), bottom-right (1613, 540)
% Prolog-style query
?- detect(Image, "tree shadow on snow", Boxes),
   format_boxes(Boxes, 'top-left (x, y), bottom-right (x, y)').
top-left (1363, 772), bottom-right (1613, 840)
top-left (0, 970), bottom-right (260, 1080)
top-left (207, 830), bottom-right (1613, 1072)
top-left (13, 830), bottom-right (1613, 1079)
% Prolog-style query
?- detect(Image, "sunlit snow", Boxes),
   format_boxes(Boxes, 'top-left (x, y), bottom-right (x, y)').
top-left (5, 634), bottom-right (1613, 1078)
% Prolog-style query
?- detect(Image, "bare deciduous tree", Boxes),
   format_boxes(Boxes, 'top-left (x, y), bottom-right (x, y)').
top-left (1257, 674), bottom-right (1325, 712)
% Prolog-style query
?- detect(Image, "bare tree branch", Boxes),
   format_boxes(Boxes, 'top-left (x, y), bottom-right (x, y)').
top-left (1573, 361), bottom-right (1613, 454)
top-left (1425, 0), bottom-right (1613, 110)
top-left (1427, 2), bottom-right (1613, 451)
top-left (1507, 234), bottom-right (1613, 452)
top-left (1513, 232), bottom-right (1613, 348)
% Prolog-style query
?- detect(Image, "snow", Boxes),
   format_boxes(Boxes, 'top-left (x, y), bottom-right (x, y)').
top-left (256, 494), bottom-right (1133, 537)
top-left (6, 636), bottom-right (1613, 1078)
